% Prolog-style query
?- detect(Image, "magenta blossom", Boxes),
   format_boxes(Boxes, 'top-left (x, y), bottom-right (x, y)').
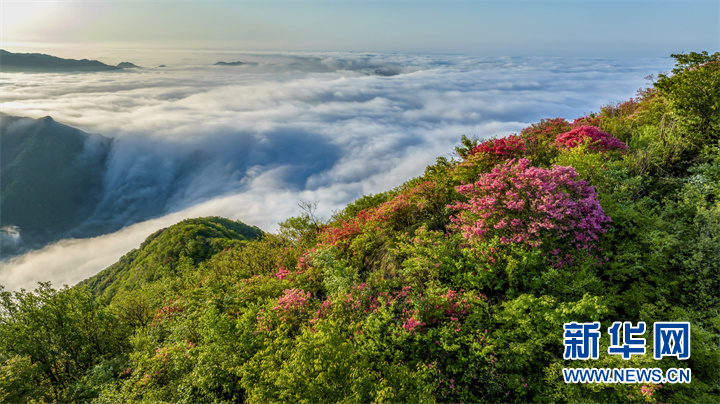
top-left (449, 159), bottom-right (611, 265)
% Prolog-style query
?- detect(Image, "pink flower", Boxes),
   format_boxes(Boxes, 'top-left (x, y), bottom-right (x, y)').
top-left (273, 289), bottom-right (311, 313)
top-left (402, 317), bottom-right (425, 333)
top-left (449, 159), bottom-right (611, 266)
top-left (641, 383), bottom-right (662, 398)
top-left (275, 266), bottom-right (290, 280)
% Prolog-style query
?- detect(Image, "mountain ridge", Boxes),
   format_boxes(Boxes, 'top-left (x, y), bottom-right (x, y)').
top-left (79, 216), bottom-right (264, 304)
top-left (0, 49), bottom-right (137, 72)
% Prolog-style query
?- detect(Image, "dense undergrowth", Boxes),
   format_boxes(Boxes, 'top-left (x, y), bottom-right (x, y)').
top-left (1, 52), bottom-right (718, 403)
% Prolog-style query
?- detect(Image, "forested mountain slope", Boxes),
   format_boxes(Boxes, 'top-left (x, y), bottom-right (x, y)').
top-left (0, 114), bottom-right (111, 254)
top-left (80, 217), bottom-right (264, 304)
top-left (0, 52), bottom-right (718, 403)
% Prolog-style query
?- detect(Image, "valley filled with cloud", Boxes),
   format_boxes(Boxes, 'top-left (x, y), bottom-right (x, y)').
top-left (0, 52), bottom-right (673, 290)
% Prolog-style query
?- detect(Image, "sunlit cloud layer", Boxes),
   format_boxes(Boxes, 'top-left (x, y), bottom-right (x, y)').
top-left (0, 52), bottom-right (674, 291)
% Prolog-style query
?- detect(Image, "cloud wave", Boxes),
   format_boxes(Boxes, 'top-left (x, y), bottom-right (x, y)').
top-left (0, 52), bottom-right (674, 291)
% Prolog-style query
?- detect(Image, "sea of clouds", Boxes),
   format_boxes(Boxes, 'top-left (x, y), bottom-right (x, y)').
top-left (0, 52), bottom-right (674, 291)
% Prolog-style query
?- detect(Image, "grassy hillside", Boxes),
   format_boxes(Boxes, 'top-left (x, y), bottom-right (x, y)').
top-left (0, 52), bottom-right (718, 403)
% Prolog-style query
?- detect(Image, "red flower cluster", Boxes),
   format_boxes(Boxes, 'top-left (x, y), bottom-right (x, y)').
top-left (256, 289), bottom-right (313, 333)
top-left (275, 266), bottom-right (290, 280)
top-left (320, 181), bottom-right (439, 248)
top-left (554, 125), bottom-right (627, 153)
top-left (469, 134), bottom-right (526, 160)
top-left (273, 288), bottom-right (311, 314)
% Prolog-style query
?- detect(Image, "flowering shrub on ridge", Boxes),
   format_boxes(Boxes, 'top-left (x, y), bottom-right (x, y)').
top-left (448, 158), bottom-right (611, 266)
top-left (319, 181), bottom-right (441, 250)
top-left (468, 135), bottom-right (526, 161)
top-left (554, 125), bottom-right (627, 153)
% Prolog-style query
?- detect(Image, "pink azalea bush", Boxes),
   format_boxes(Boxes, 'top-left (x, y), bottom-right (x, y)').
top-left (273, 288), bottom-right (311, 314)
top-left (449, 159), bottom-right (611, 263)
top-left (275, 266), bottom-right (291, 280)
top-left (554, 125), bottom-right (627, 153)
top-left (640, 383), bottom-right (662, 400)
top-left (256, 288), bottom-right (313, 332)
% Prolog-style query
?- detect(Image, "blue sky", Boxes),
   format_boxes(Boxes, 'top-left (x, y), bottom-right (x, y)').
top-left (2, 0), bottom-right (718, 59)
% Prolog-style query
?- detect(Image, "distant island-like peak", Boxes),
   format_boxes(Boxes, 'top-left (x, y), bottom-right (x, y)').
top-left (116, 62), bottom-right (140, 68)
top-left (0, 49), bottom-right (122, 72)
top-left (214, 61), bottom-right (245, 66)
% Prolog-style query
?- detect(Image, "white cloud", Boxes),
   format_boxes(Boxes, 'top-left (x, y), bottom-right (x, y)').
top-left (0, 52), bottom-right (674, 291)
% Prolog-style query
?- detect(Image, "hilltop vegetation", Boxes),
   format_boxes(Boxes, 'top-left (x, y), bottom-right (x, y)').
top-left (1, 52), bottom-right (718, 403)
top-left (80, 217), bottom-right (264, 304)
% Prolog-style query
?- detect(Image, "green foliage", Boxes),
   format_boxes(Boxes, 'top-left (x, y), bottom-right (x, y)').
top-left (278, 201), bottom-right (326, 246)
top-left (453, 134), bottom-right (480, 159)
top-left (80, 217), bottom-right (263, 303)
top-left (489, 293), bottom-right (608, 401)
top-left (204, 233), bottom-right (300, 284)
top-left (3, 52), bottom-right (720, 403)
top-left (395, 226), bottom-right (474, 290)
top-left (0, 283), bottom-right (130, 403)
top-left (314, 247), bottom-right (359, 295)
top-left (553, 141), bottom-right (619, 186)
top-left (655, 51), bottom-right (720, 145)
top-left (0, 355), bottom-right (45, 403)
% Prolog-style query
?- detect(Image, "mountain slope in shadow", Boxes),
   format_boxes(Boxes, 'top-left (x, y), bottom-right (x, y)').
top-left (0, 114), bottom-right (112, 255)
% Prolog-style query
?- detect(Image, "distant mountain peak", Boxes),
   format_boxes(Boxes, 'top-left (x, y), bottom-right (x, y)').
top-left (0, 49), bottom-right (121, 72)
top-left (214, 61), bottom-right (245, 66)
top-left (117, 62), bottom-right (140, 68)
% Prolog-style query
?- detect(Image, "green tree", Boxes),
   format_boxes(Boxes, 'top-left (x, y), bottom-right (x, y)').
top-left (0, 283), bottom-right (130, 402)
top-left (655, 51), bottom-right (720, 144)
